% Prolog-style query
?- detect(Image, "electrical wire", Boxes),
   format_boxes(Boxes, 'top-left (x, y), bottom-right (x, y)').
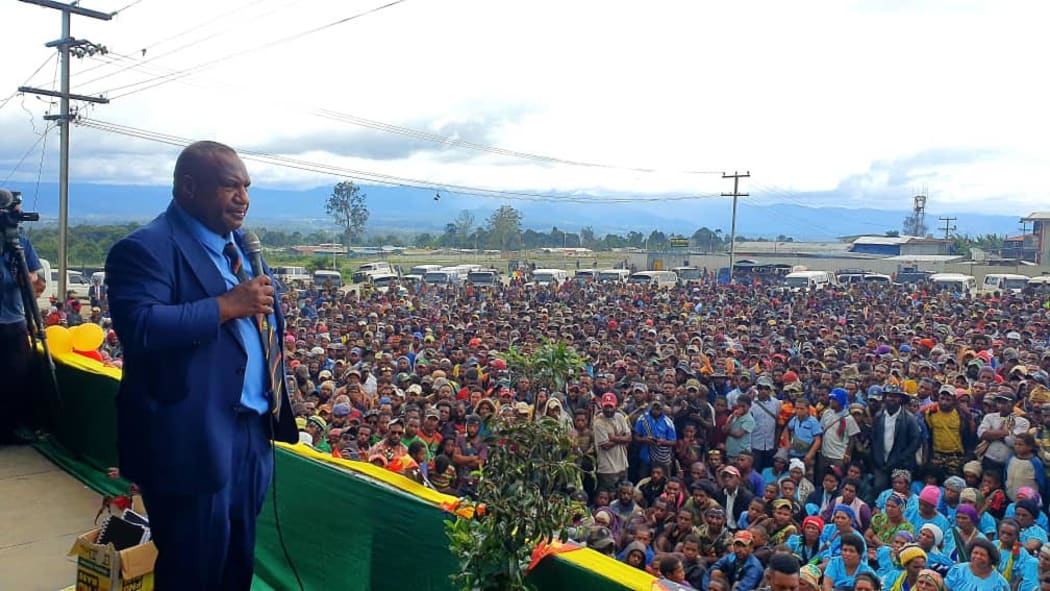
top-left (110, 0), bottom-right (147, 16)
top-left (1, 124), bottom-right (55, 185)
top-left (0, 54), bottom-right (58, 114)
top-left (78, 49), bottom-right (724, 176)
top-left (96, 0), bottom-right (410, 99)
top-left (76, 117), bottom-right (727, 204)
top-left (76, 0), bottom-right (298, 83)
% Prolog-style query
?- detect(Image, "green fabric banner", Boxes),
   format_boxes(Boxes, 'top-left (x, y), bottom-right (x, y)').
top-left (31, 354), bottom-right (649, 591)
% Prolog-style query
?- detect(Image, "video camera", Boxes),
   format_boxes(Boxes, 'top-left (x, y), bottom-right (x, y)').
top-left (0, 189), bottom-right (40, 230)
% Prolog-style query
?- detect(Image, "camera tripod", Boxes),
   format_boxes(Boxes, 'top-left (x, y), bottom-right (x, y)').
top-left (2, 223), bottom-right (61, 408)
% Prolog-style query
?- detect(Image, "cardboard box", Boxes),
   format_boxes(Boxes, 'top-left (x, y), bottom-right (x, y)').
top-left (68, 529), bottom-right (157, 591)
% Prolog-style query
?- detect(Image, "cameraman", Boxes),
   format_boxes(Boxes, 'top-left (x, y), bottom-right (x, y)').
top-left (0, 202), bottom-right (46, 444)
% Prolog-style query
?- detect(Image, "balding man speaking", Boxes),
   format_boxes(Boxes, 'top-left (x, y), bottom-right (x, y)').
top-left (106, 141), bottom-right (297, 590)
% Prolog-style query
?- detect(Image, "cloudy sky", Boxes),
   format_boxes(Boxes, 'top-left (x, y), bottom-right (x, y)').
top-left (1, 0), bottom-right (1048, 216)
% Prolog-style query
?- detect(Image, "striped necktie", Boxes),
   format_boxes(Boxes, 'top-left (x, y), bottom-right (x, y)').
top-left (223, 242), bottom-right (282, 416)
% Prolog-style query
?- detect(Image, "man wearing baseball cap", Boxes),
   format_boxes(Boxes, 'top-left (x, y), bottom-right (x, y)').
top-left (717, 465), bottom-right (754, 531)
top-left (593, 392), bottom-right (631, 491)
top-left (706, 529), bottom-right (764, 591)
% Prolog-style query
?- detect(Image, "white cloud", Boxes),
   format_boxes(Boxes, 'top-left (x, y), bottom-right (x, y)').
top-left (1, 0), bottom-right (1048, 217)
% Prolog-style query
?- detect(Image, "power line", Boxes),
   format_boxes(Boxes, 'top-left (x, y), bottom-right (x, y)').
top-left (75, 0), bottom-right (297, 83)
top-left (110, 0), bottom-right (146, 16)
top-left (77, 49), bottom-right (725, 177)
top-left (76, 117), bottom-right (727, 204)
top-left (0, 54), bottom-right (58, 113)
top-left (94, 0), bottom-right (410, 98)
top-left (1, 124), bottom-right (55, 184)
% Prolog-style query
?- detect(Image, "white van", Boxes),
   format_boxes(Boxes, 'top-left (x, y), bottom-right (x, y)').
top-left (1028, 275), bottom-right (1050, 290)
top-left (423, 269), bottom-right (462, 286)
top-left (783, 270), bottom-right (833, 290)
top-left (50, 268), bottom-right (91, 300)
top-left (313, 270), bottom-right (343, 288)
top-left (597, 269), bottom-right (631, 283)
top-left (368, 272), bottom-right (400, 289)
top-left (628, 270), bottom-right (679, 288)
top-left (273, 266), bottom-right (311, 285)
top-left (531, 268), bottom-right (569, 286)
top-left (672, 266), bottom-right (703, 284)
top-left (405, 264), bottom-right (442, 283)
top-left (981, 273), bottom-right (1029, 294)
top-left (929, 273), bottom-right (976, 294)
top-left (574, 269), bottom-right (599, 282)
top-left (467, 269), bottom-right (500, 286)
top-left (357, 261), bottom-right (393, 275)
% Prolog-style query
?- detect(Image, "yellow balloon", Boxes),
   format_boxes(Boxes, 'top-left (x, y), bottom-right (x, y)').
top-left (45, 325), bottom-right (73, 354)
top-left (72, 323), bottom-right (105, 352)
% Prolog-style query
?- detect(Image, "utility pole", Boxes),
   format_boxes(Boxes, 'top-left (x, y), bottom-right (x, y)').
top-left (17, 0), bottom-right (110, 301)
top-left (722, 171), bottom-right (750, 282)
top-left (938, 216), bottom-right (957, 254)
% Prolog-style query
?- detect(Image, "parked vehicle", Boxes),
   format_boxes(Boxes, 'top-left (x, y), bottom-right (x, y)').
top-left (672, 266), bottom-right (703, 284)
top-left (981, 273), bottom-right (1030, 294)
top-left (531, 268), bottom-right (569, 285)
top-left (783, 270), bottom-right (833, 290)
top-left (423, 269), bottom-right (463, 286)
top-left (597, 269), bottom-right (631, 283)
top-left (273, 266), bottom-right (311, 285)
top-left (467, 269), bottom-right (500, 286)
top-left (49, 268), bottom-right (91, 300)
top-left (627, 270), bottom-right (678, 288)
top-left (405, 264), bottom-right (443, 282)
top-left (574, 269), bottom-right (599, 283)
top-left (1028, 275), bottom-right (1050, 290)
top-left (895, 267), bottom-right (933, 285)
top-left (928, 273), bottom-right (976, 294)
top-left (368, 273), bottom-right (400, 290)
top-left (313, 270), bottom-right (343, 288)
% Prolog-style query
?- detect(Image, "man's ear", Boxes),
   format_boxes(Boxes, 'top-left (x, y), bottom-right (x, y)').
top-left (177, 174), bottom-right (196, 200)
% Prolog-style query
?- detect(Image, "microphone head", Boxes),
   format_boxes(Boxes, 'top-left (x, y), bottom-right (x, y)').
top-left (0, 189), bottom-right (13, 209)
top-left (243, 230), bottom-right (262, 255)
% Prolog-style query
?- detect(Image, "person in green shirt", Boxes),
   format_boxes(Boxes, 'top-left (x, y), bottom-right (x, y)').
top-left (306, 415), bottom-right (331, 453)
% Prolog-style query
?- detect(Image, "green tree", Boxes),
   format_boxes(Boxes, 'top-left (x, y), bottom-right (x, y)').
top-left (454, 210), bottom-right (475, 246)
top-left (414, 232), bottom-right (434, 248)
top-left (445, 418), bottom-right (582, 591)
top-left (502, 339), bottom-right (585, 411)
top-left (325, 181), bottom-right (369, 247)
top-left (579, 226), bottom-right (596, 249)
top-left (485, 205), bottom-right (523, 251)
top-left (691, 226), bottom-right (724, 253)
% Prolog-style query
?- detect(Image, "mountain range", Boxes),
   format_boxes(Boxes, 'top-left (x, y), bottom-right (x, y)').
top-left (3, 181), bottom-right (1022, 242)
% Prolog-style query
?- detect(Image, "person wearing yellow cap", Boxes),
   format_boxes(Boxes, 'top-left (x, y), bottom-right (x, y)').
top-left (882, 544), bottom-right (927, 591)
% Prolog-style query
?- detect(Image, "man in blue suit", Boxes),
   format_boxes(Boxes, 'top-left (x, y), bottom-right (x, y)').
top-left (106, 141), bottom-right (297, 590)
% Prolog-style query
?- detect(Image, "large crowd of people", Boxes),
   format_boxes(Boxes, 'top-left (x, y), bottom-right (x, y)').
top-left (88, 267), bottom-right (1050, 590)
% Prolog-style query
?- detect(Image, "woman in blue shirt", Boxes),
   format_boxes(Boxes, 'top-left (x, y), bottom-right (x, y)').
top-left (823, 533), bottom-right (875, 591)
top-left (944, 539), bottom-right (1010, 591)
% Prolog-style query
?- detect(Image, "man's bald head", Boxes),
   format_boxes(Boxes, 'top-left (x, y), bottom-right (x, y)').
top-left (172, 141), bottom-right (237, 200)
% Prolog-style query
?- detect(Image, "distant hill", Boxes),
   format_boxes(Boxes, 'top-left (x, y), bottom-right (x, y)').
top-left (4, 181), bottom-right (1020, 242)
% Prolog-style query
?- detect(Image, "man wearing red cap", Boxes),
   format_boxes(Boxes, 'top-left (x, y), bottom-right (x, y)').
top-left (706, 529), bottom-right (764, 591)
top-left (593, 392), bottom-right (631, 491)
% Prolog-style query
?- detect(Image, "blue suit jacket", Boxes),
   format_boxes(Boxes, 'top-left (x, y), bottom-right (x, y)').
top-left (105, 202), bottom-right (297, 496)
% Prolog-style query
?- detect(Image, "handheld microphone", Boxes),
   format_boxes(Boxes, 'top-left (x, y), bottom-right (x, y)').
top-left (243, 230), bottom-right (264, 279)
top-left (243, 230), bottom-right (271, 331)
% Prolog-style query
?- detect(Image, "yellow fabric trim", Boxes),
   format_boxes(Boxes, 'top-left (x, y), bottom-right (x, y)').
top-left (39, 345), bottom-right (123, 381)
top-left (275, 442), bottom-right (472, 516)
top-left (555, 547), bottom-right (659, 590)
